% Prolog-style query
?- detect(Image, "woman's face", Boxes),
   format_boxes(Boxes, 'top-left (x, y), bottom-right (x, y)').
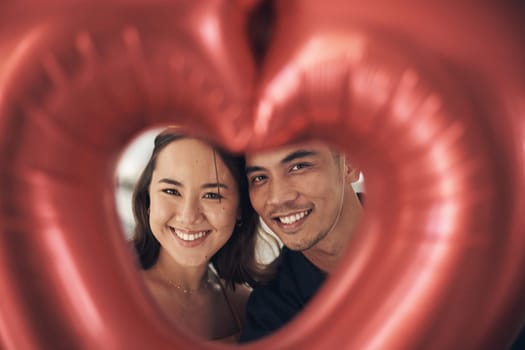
top-left (148, 138), bottom-right (240, 267)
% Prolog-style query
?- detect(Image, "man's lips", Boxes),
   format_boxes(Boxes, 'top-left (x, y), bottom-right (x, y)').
top-left (272, 209), bottom-right (312, 225)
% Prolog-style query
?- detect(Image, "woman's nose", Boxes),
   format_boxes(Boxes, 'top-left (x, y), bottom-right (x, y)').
top-left (176, 196), bottom-right (202, 224)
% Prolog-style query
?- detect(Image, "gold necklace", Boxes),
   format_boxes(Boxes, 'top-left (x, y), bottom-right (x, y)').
top-left (160, 269), bottom-right (212, 294)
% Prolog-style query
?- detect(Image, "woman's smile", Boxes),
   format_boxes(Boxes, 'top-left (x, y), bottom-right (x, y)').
top-left (170, 226), bottom-right (212, 245)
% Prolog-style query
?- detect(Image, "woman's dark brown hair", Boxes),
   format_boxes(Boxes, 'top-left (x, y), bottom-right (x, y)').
top-left (131, 129), bottom-right (260, 288)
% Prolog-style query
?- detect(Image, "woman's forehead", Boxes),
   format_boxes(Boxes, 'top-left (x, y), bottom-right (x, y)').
top-left (154, 139), bottom-right (235, 182)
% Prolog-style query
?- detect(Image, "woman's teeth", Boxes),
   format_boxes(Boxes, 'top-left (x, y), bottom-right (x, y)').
top-left (174, 230), bottom-right (207, 241)
top-left (278, 210), bottom-right (310, 225)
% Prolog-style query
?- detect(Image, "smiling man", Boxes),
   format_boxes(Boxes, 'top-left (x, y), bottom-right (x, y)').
top-left (239, 140), bottom-right (363, 342)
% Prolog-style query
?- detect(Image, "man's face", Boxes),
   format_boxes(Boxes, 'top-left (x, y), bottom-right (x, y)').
top-left (245, 140), bottom-right (346, 251)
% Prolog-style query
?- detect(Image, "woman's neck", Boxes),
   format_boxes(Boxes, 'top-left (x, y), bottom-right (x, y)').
top-left (151, 249), bottom-right (210, 292)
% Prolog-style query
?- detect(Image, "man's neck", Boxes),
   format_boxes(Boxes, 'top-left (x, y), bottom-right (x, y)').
top-left (303, 191), bottom-right (363, 273)
top-left (302, 248), bottom-right (340, 273)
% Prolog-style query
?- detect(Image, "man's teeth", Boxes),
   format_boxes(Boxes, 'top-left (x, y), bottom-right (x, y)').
top-left (278, 210), bottom-right (310, 225)
top-left (174, 230), bottom-right (207, 241)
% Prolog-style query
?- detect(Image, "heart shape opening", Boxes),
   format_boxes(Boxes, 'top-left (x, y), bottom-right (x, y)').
top-left (1, 1), bottom-right (525, 349)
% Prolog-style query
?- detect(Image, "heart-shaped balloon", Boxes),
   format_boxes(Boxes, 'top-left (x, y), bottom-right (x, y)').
top-left (1, 0), bottom-right (524, 349)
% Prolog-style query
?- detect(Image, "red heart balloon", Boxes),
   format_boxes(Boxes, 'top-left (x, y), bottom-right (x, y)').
top-left (0, 1), bottom-right (256, 348)
top-left (247, 1), bottom-right (525, 348)
top-left (1, 0), bottom-right (524, 349)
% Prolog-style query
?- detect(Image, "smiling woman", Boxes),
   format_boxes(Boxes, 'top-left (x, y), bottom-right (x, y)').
top-left (127, 127), bottom-right (260, 342)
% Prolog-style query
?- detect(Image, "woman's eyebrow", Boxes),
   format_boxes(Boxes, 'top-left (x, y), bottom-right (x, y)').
top-left (159, 178), bottom-right (228, 190)
top-left (202, 183), bottom-right (229, 190)
top-left (159, 178), bottom-right (182, 186)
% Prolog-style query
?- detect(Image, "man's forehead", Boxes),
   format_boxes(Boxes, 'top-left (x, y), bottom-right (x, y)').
top-left (245, 140), bottom-right (332, 166)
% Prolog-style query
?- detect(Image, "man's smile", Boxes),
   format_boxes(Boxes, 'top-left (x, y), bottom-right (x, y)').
top-left (272, 209), bottom-right (312, 225)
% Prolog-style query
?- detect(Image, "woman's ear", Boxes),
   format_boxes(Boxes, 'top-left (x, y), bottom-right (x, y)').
top-left (343, 156), bottom-right (360, 184)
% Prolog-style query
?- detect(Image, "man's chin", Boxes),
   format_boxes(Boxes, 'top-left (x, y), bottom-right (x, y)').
top-left (281, 237), bottom-right (316, 252)
top-left (280, 230), bottom-right (329, 252)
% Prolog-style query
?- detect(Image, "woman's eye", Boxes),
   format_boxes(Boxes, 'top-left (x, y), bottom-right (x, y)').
top-left (162, 188), bottom-right (180, 196)
top-left (204, 192), bottom-right (223, 200)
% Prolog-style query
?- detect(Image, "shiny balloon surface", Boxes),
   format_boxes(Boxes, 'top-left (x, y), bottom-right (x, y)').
top-left (1, 0), bottom-right (524, 349)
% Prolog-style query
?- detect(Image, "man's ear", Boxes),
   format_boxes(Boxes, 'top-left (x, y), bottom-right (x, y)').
top-left (343, 156), bottom-right (360, 184)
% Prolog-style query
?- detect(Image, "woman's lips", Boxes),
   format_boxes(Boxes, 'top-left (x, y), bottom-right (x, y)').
top-left (170, 227), bottom-right (211, 246)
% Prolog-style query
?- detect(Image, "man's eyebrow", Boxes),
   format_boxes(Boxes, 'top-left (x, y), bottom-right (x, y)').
top-left (281, 150), bottom-right (318, 164)
top-left (245, 166), bottom-right (264, 176)
top-left (245, 150), bottom-right (318, 175)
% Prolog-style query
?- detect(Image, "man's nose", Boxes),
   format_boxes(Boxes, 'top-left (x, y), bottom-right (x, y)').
top-left (266, 178), bottom-right (298, 207)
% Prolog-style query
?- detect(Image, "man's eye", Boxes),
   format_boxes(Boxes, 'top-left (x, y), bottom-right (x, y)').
top-left (290, 163), bottom-right (311, 172)
top-left (204, 192), bottom-right (223, 200)
top-left (250, 175), bottom-right (267, 185)
top-left (162, 188), bottom-right (180, 196)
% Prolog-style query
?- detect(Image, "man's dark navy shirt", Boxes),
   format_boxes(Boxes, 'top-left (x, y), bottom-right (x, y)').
top-left (239, 247), bottom-right (326, 342)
